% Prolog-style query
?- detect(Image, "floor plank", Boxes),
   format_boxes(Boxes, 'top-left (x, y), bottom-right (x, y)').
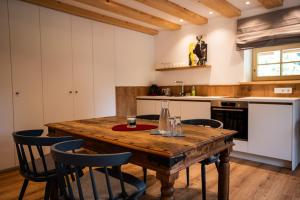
top-left (1, 157), bottom-right (300, 200)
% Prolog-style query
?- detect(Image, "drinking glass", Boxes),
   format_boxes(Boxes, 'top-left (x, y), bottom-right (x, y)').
top-left (167, 117), bottom-right (175, 136)
top-left (127, 115), bottom-right (136, 128)
top-left (174, 116), bottom-right (183, 136)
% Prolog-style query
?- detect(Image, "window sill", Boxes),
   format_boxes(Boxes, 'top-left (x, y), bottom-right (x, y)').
top-left (240, 80), bottom-right (300, 85)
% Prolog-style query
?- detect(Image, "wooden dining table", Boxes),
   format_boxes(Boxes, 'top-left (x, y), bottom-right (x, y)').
top-left (46, 116), bottom-right (237, 200)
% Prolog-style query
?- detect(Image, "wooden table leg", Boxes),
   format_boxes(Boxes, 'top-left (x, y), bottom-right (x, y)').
top-left (156, 172), bottom-right (179, 200)
top-left (218, 148), bottom-right (230, 200)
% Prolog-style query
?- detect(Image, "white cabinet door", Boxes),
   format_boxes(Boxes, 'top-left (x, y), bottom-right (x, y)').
top-left (137, 100), bottom-right (160, 115)
top-left (169, 101), bottom-right (181, 117)
top-left (40, 8), bottom-right (74, 123)
top-left (71, 16), bottom-right (94, 119)
top-left (9, 0), bottom-right (44, 130)
top-left (0, 0), bottom-right (15, 170)
top-left (93, 22), bottom-right (116, 117)
top-left (248, 103), bottom-right (292, 161)
top-left (181, 101), bottom-right (211, 120)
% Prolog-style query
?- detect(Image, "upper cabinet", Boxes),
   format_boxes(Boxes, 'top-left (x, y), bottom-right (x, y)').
top-left (0, 0), bottom-right (15, 170)
top-left (93, 22), bottom-right (116, 117)
top-left (40, 8), bottom-right (75, 124)
top-left (71, 16), bottom-right (94, 120)
top-left (8, 0), bottom-right (44, 131)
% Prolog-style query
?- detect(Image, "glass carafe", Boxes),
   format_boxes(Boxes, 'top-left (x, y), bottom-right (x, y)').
top-left (158, 100), bottom-right (170, 134)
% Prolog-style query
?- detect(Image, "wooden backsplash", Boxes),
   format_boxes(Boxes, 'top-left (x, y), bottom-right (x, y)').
top-left (116, 83), bottom-right (300, 116)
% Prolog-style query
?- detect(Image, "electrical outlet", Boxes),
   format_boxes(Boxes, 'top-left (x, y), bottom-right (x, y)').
top-left (274, 87), bottom-right (293, 94)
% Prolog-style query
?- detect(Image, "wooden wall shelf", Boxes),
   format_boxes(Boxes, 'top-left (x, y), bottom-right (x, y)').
top-left (155, 65), bottom-right (211, 71)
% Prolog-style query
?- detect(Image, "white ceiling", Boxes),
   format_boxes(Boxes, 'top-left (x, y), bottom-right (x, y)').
top-left (62, 0), bottom-right (300, 30)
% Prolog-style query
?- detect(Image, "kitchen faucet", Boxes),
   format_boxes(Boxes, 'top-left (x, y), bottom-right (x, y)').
top-left (174, 81), bottom-right (185, 96)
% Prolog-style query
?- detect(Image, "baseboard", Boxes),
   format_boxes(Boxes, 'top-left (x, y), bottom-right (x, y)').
top-left (231, 151), bottom-right (291, 169)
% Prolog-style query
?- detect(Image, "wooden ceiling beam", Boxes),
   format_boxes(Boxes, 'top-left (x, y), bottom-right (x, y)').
top-left (199, 0), bottom-right (241, 18)
top-left (258, 0), bottom-right (283, 8)
top-left (135, 0), bottom-right (208, 25)
top-left (75, 0), bottom-right (181, 30)
top-left (22, 0), bottom-right (159, 35)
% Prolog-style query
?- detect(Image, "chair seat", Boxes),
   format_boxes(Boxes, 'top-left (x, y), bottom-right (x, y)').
top-left (68, 169), bottom-right (139, 199)
top-left (28, 154), bottom-right (56, 175)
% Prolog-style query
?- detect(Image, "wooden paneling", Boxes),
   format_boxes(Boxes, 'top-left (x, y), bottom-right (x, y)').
top-left (22, 0), bottom-right (159, 36)
top-left (116, 86), bottom-right (149, 116)
top-left (135, 0), bottom-right (208, 25)
top-left (199, 0), bottom-right (241, 17)
top-left (75, 0), bottom-right (180, 30)
top-left (258, 0), bottom-right (283, 8)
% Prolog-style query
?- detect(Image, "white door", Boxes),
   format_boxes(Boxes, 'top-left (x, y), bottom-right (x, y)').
top-left (40, 8), bottom-right (74, 123)
top-left (93, 22), bottom-right (116, 117)
top-left (0, 0), bottom-right (15, 170)
top-left (71, 16), bottom-right (94, 119)
top-left (248, 103), bottom-right (292, 161)
top-left (181, 101), bottom-right (211, 120)
top-left (9, 0), bottom-right (44, 131)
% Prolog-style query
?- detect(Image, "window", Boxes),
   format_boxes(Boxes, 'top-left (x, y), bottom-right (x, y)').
top-left (252, 43), bottom-right (300, 81)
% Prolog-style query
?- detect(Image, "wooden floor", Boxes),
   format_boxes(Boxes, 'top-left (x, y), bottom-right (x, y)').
top-left (1, 157), bottom-right (300, 200)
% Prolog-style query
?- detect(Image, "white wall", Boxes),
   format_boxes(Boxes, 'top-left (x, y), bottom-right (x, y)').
top-left (154, 17), bottom-right (244, 86)
top-left (115, 27), bottom-right (155, 86)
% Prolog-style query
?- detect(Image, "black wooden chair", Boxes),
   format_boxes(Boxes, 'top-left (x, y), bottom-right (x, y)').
top-left (12, 129), bottom-right (73, 200)
top-left (51, 139), bottom-right (146, 200)
top-left (182, 119), bottom-right (223, 200)
top-left (136, 114), bottom-right (160, 185)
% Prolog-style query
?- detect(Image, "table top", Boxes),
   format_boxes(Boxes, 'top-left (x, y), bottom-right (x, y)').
top-left (46, 116), bottom-right (237, 158)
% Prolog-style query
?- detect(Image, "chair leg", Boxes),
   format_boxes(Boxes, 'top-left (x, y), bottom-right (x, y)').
top-left (201, 163), bottom-right (206, 200)
top-left (18, 179), bottom-right (29, 200)
top-left (44, 180), bottom-right (52, 200)
top-left (143, 167), bottom-right (147, 185)
top-left (186, 167), bottom-right (190, 187)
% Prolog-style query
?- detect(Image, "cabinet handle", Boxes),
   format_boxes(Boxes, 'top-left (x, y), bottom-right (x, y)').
top-left (69, 91), bottom-right (73, 94)
top-left (75, 90), bottom-right (78, 94)
top-left (15, 92), bottom-right (20, 95)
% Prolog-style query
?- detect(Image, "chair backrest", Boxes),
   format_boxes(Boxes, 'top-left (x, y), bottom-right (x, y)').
top-left (136, 114), bottom-right (160, 121)
top-left (182, 119), bottom-right (223, 129)
top-left (12, 129), bottom-right (73, 180)
top-left (51, 139), bottom-right (132, 200)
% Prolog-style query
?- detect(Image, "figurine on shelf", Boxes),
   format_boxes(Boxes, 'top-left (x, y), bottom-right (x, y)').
top-left (189, 35), bottom-right (207, 66)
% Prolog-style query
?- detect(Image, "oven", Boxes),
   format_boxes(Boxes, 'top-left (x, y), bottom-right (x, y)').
top-left (211, 100), bottom-right (248, 141)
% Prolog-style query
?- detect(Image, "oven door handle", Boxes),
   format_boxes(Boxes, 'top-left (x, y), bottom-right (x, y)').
top-left (212, 108), bottom-right (244, 112)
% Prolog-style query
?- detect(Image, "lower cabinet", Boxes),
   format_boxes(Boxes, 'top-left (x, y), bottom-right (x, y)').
top-left (248, 103), bottom-right (292, 161)
top-left (136, 99), bottom-right (211, 120)
top-left (181, 101), bottom-right (211, 120)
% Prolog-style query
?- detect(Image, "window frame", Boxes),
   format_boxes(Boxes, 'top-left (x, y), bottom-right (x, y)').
top-left (252, 43), bottom-right (300, 81)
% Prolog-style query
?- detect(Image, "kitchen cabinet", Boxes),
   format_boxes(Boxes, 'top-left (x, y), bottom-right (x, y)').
top-left (9, 0), bottom-right (44, 131)
top-left (71, 16), bottom-right (94, 119)
top-left (181, 101), bottom-right (211, 120)
top-left (248, 103), bottom-right (292, 161)
top-left (40, 8), bottom-right (74, 123)
top-left (93, 22), bottom-right (116, 117)
top-left (137, 100), bottom-right (160, 115)
top-left (136, 99), bottom-right (210, 119)
top-left (0, 0), bottom-right (15, 170)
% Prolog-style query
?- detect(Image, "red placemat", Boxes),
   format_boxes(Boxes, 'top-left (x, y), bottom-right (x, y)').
top-left (112, 124), bottom-right (158, 131)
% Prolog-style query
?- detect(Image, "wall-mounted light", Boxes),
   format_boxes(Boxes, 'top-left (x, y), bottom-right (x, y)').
top-left (209, 11), bottom-right (213, 15)
top-left (245, 1), bottom-right (250, 5)
top-left (179, 19), bottom-right (184, 22)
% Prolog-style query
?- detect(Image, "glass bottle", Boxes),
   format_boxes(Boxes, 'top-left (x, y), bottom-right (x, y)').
top-left (158, 100), bottom-right (170, 134)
